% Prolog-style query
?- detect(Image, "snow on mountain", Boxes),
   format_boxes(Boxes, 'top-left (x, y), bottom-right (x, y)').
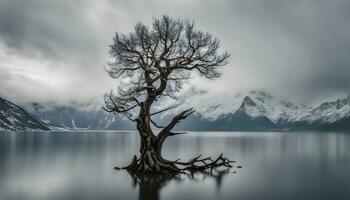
top-left (3, 90), bottom-right (349, 131)
top-left (178, 90), bottom-right (300, 123)
top-left (295, 95), bottom-right (350, 124)
top-left (170, 90), bottom-right (350, 131)
top-left (227, 92), bottom-right (350, 130)
top-left (28, 101), bottom-right (134, 130)
top-left (237, 91), bottom-right (300, 123)
top-left (0, 97), bottom-right (49, 131)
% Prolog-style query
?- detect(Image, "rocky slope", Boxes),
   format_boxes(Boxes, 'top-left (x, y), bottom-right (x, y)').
top-left (0, 97), bottom-right (49, 131)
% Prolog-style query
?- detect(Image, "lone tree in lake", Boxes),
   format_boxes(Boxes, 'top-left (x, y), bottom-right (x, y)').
top-left (104, 15), bottom-right (233, 174)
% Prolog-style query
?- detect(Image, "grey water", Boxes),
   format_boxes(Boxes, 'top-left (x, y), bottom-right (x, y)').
top-left (1, 131), bottom-right (350, 200)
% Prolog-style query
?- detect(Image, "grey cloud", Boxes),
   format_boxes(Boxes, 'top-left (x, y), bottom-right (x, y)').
top-left (0, 0), bottom-right (350, 106)
top-left (0, 0), bottom-right (103, 61)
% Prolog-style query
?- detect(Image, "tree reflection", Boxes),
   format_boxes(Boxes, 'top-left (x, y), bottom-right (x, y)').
top-left (127, 168), bottom-right (232, 200)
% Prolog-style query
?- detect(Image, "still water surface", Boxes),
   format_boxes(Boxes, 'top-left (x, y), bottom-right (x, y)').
top-left (1, 131), bottom-right (350, 200)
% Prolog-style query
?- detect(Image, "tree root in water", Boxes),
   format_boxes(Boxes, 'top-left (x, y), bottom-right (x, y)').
top-left (115, 153), bottom-right (236, 175)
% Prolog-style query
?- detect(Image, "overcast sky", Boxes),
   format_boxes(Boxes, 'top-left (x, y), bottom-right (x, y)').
top-left (1, 0), bottom-right (350, 106)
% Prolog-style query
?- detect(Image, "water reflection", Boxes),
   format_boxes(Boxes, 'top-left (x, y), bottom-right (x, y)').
top-left (0, 131), bottom-right (350, 200)
top-left (129, 168), bottom-right (231, 200)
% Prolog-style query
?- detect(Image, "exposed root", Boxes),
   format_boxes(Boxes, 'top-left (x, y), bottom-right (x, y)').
top-left (174, 153), bottom-right (234, 171)
top-left (115, 153), bottom-right (235, 175)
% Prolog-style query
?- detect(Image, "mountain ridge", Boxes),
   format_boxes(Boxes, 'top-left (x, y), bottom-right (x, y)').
top-left (0, 97), bottom-right (49, 131)
top-left (2, 91), bottom-right (350, 132)
top-left (173, 91), bottom-right (350, 131)
top-left (28, 102), bottom-right (134, 130)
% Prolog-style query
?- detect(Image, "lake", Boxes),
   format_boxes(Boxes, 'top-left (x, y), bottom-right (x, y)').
top-left (0, 131), bottom-right (350, 200)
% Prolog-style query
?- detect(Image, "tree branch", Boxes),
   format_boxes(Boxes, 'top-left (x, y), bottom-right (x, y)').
top-left (156, 108), bottom-right (194, 144)
top-left (150, 106), bottom-right (176, 116)
top-left (150, 119), bottom-right (164, 128)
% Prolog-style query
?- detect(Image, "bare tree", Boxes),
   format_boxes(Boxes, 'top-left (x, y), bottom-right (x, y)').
top-left (104, 15), bottom-right (233, 174)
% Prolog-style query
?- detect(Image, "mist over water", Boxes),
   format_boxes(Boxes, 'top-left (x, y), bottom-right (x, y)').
top-left (1, 131), bottom-right (350, 200)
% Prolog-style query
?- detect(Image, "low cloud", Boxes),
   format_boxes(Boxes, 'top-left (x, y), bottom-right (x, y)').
top-left (1, 0), bottom-right (350, 107)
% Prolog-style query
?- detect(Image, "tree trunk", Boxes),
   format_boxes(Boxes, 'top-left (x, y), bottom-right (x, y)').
top-left (120, 131), bottom-right (179, 174)
top-left (117, 129), bottom-right (234, 174)
top-left (116, 106), bottom-right (234, 174)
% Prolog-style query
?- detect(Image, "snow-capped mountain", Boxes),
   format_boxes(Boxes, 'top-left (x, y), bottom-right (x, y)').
top-left (171, 91), bottom-right (350, 131)
top-left (0, 97), bottom-right (49, 131)
top-left (288, 95), bottom-right (350, 130)
top-left (5, 91), bottom-right (350, 132)
top-left (231, 91), bottom-right (301, 123)
top-left (295, 95), bottom-right (350, 124)
top-left (28, 102), bottom-right (134, 130)
top-left (173, 91), bottom-right (288, 131)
